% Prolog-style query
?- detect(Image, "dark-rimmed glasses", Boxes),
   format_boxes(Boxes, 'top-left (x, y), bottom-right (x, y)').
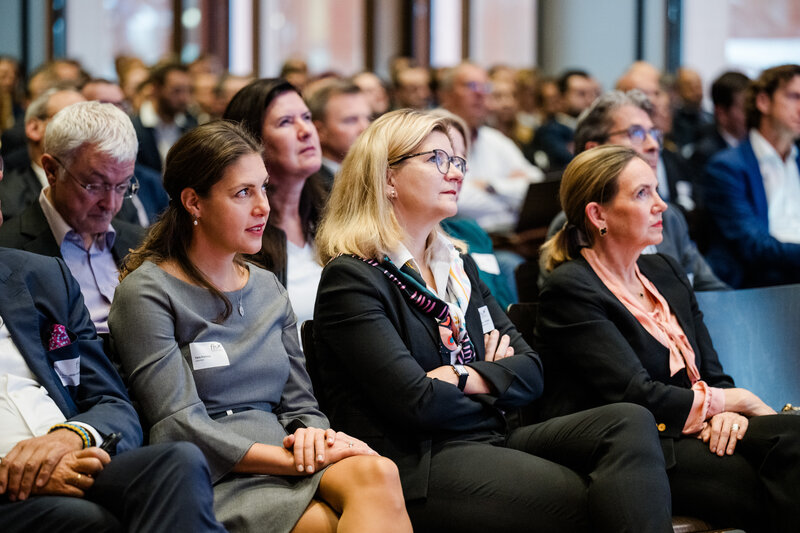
top-left (389, 149), bottom-right (467, 175)
top-left (605, 125), bottom-right (663, 146)
top-left (52, 156), bottom-right (139, 199)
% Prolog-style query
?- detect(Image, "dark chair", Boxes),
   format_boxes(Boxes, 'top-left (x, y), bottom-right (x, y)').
top-left (696, 283), bottom-right (800, 410)
top-left (514, 259), bottom-right (542, 303)
top-left (300, 320), bottom-right (327, 411)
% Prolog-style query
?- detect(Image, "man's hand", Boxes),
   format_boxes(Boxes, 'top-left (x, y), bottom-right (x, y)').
top-left (0, 429), bottom-right (84, 501)
top-left (31, 448), bottom-right (110, 498)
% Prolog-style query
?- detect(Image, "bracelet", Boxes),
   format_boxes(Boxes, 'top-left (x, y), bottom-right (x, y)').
top-left (48, 423), bottom-right (94, 449)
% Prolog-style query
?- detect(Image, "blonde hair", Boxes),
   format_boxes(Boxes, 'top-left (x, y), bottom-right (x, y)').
top-left (316, 109), bottom-right (455, 264)
top-left (540, 145), bottom-right (644, 272)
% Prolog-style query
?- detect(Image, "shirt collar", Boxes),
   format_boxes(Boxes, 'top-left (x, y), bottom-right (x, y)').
top-left (750, 128), bottom-right (798, 164)
top-left (321, 157), bottom-right (341, 175)
top-left (387, 231), bottom-right (457, 272)
top-left (139, 99), bottom-right (189, 129)
top-left (32, 162), bottom-right (48, 189)
top-left (38, 187), bottom-right (116, 249)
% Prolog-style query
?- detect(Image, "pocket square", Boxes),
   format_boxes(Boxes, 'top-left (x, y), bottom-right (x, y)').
top-left (48, 324), bottom-right (71, 351)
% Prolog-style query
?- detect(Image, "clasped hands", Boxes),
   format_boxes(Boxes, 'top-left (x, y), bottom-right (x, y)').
top-left (0, 430), bottom-right (110, 501)
top-left (697, 388), bottom-right (776, 456)
top-left (282, 428), bottom-right (376, 474)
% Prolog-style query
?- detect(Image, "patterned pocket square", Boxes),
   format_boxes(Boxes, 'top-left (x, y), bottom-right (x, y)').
top-left (48, 324), bottom-right (71, 351)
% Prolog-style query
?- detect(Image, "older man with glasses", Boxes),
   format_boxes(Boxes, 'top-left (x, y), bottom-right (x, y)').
top-left (0, 101), bottom-right (145, 333)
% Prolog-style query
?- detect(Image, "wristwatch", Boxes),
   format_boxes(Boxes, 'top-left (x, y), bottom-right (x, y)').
top-left (451, 364), bottom-right (469, 391)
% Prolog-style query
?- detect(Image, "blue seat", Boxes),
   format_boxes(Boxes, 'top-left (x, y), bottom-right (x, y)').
top-left (696, 283), bottom-right (800, 410)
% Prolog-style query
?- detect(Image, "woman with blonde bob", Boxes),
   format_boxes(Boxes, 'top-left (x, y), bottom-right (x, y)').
top-left (109, 121), bottom-right (412, 533)
top-left (313, 109), bottom-right (673, 532)
top-left (536, 145), bottom-right (800, 531)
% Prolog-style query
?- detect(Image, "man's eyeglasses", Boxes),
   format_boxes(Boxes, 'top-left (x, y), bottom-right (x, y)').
top-left (52, 156), bottom-right (139, 199)
top-left (389, 148), bottom-right (467, 175)
top-left (606, 125), bottom-right (663, 147)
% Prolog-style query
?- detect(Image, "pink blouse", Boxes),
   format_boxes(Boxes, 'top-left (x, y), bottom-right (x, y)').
top-left (582, 249), bottom-right (725, 434)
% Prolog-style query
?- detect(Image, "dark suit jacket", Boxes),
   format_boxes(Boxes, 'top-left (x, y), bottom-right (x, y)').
top-left (0, 200), bottom-right (144, 267)
top-left (0, 164), bottom-right (40, 220)
top-left (0, 247), bottom-right (142, 452)
top-left (704, 138), bottom-right (800, 287)
top-left (535, 253), bottom-right (735, 442)
top-left (131, 114), bottom-right (197, 173)
top-left (313, 253), bottom-right (543, 500)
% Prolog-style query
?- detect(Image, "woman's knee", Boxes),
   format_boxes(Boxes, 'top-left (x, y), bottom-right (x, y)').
top-left (344, 455), bottom-right (402, 489)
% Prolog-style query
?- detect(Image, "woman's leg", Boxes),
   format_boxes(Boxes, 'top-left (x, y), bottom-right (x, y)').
top-left (315, 455), bottom-right (411, 533)
top-left (507, 403), bottom-right (673, 533)
top-left (291, 500), bottom-right (338, 533)
top-left (405, 441), bottom-right (591, 533)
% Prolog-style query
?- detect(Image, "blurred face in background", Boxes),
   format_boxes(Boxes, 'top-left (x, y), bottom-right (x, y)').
top-left (317, 92), bottom-right (372, 163)
top-left (261, 90), bottom-right (321, 180)
top-left (395, 67), bottom-right (431, 110)
top-left (443, 64), bottom-right (490, 131)
top-left (488, 79), bottom-right (518, 125)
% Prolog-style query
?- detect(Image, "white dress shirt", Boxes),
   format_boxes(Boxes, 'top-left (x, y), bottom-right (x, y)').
top-left (750, 129), bottom-right (800, 243)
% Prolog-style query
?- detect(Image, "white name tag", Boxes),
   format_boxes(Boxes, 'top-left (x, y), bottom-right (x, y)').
top-left (189, 342), bottom-right (230, 370)
top-left (470, 253), bottom-right (501, 275)
top-left (54, 357), bottom-right (80, 387)
top-left (477, 305), bottom-right (494, 334)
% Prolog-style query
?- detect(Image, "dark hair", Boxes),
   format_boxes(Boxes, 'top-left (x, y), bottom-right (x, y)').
top-left (557, 69), bottom-right (590, 95)
top-left (222, 78), bottom-right (325, 281)
top-left (120, 120), bottom-right (262, 322)
top-left (746, 64), bottom-right (800, 130)
top-left (149, 62), bottom-right (189, 87)
top-left (711, 71), bottom-right (750, 109)
top-left (306, 79), bottom-right (362, 121)
top-left (573, 90), bottom-right (652, 154)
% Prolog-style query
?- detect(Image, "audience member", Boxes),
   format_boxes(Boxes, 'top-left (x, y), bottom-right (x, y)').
top-left (115, 56), bottom-right (150, 112)
top-left (487, 75), bottom-right (530, 149)
top-left (0, 101), bottom-right (144, 333)
top-left (704, 64), bottom-right (800, 287)
top-left (0, 56), bottom-right (23, 134)
top-left (543, 89), bottom-right (727, 291)
top-left (223, 79), bottom-right (326, 329)
top-left (131, 62), bottom-right (197, 173)
top-left (512, 67), bottom-right (540, 142)
top-left (689, 71), bottom-right (750, 173)
top-left (81, 79), bottom-right (126, 109)
top-left (617, 62), bottom-right (697, 215)
top-left (306, 79), bottom-right (371, 189)
top-left (393, 66), bottom-right (432, 110)
top-left (672, 67), bottom-right (714, 149)
top-left (525, 69), bottom-right (594, 171)
top-left (439, 62), bottom-right (543, 232)
top-left (353, 71), bottom-right (391, 119)
top-left (313, 109), bottom-right (672, 532)
top-left (280, 57), bottom-right (309, 92)
top-left (190, 71), bottom-right (220, 124)
top-left (109, 120), bottom-right (412, 533)
top-left (537, 144), bottom-right (800, 532)
top-left (0, 88), bottom-right (86, 218)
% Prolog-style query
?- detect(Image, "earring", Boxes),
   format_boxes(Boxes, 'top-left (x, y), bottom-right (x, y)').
top-left (389, 189), bottom-right (397, 199)
top-left (193, 216), bottom-right (199, 226)
top-left (599, 227), bottom-right (607, 236)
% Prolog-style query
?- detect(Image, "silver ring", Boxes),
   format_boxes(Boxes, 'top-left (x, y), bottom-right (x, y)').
top-left (347, 441), bottom-right (354, 448)
top-left (731, 423), bottom-right (740, 432)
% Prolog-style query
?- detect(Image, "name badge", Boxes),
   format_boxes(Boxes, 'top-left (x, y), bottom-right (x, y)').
top-left (470, 253), bottom-right (501, 275)
top-left (477, 305), bottom-right (494, 334)
top-left (189, 342), bottom-right (230, 370)
top-left (54, 357), bottom-right (80, 387)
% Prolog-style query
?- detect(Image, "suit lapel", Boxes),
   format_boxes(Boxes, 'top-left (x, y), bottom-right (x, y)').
top-left (0, 258), bottom-right (75, 414)
top-left (19, 202), bottom-right (61, 257)
top-left (742, 140), bottom-right (769, 221)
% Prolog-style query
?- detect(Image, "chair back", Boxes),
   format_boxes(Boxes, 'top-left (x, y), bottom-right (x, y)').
top-left (696, 283), bottom-right (800, 410)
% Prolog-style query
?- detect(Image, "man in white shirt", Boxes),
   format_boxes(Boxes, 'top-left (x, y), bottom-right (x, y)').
top-left (439, 62), bottom-right (543, 233)
top-left (705, 64), bottom-right (800, 288)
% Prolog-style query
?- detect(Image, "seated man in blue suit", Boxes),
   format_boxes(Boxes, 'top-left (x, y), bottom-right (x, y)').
top-left (0, 101), bottom-right (145, 334)
top-left (704, 64), bottom-right (800, 288)
top-left (0, 155), bottom-right (223, 531)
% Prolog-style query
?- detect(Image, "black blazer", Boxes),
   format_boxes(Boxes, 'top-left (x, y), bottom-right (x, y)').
top-left (535, 253), bottom-right (735, 441)
top-left (131, 114), bottom-right (198, 173)
top-left (313, 253), bottom-right (543, 500)
top-left (0, 200), bottom-right (144, 267)
top-left (0, 164), bottom-right (40, 220)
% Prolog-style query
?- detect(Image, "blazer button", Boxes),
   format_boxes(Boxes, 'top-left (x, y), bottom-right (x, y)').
top-left (657, 423), bottom-right (666, 432)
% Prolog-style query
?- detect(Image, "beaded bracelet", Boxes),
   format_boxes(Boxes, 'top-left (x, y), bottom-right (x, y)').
top-left (48, 423), bottom-right (95, 449)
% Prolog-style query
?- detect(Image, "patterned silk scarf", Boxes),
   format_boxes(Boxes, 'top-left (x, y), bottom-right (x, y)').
top-left (354, 255), bottom-right (476, 363)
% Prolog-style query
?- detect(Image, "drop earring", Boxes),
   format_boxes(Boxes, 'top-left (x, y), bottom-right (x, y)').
top-left (193, 216), bottom-right (199, 226)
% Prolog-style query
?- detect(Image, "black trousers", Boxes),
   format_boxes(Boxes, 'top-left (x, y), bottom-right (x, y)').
top-left (668, 413), bottom-right (800, 533)
top-left (406, 403), bottom-right (673, 533)
top-left (0, 442), bottom-right (226, 533)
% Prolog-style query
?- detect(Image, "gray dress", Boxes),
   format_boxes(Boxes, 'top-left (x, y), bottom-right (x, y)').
top-left (109, 261), bottom-right (329, 533)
